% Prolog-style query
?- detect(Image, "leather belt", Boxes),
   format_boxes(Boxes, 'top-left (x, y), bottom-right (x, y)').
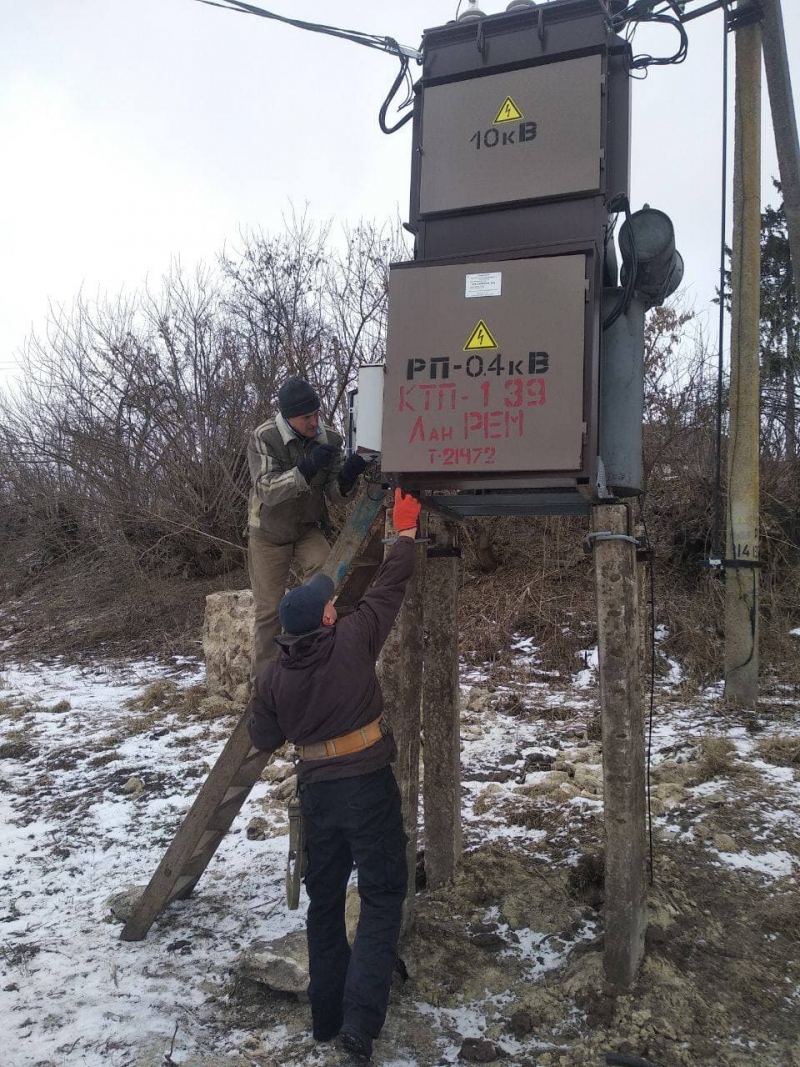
top-left (296, 716), bottom-right (387, 761)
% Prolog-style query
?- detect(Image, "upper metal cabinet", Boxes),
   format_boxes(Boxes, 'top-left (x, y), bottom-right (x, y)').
top-left (408, 0), bottom-right (632, 259)
top-left (418, 54), bottom-right (605, 215)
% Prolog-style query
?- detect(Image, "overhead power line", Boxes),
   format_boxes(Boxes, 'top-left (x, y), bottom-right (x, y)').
top-left (193, 0), bottom-right (422, 60)
top-left (191, 0), bottom-right (421, 133)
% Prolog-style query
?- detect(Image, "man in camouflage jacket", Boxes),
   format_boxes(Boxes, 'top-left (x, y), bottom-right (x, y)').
top-left (247, 377), bottom-right (366, 677)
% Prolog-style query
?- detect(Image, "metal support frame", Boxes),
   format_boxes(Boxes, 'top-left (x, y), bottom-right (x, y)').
top-left (428, 490), bottom-right (593, 517)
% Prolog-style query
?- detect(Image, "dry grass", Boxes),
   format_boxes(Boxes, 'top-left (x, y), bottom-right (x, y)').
top-left (0, 544), bottom-right (249, 661)
top-left (472, 789), bottom-right (502, 817)
top-left (88, 751), bottom-right (123, 768)
top-left (194, 695), bottom-right (241, 720)
top-left (0, 732), bottom-right (37, 760)
top-left (567, 851), bottom-right (605, 898)
top-left (506, 801), bottom-right (547, 831)
top-left (129, 680), bottom-right (183, 713)
top-left (693, 736), bottom-right (739, 782)
top-left (119, 681), bottom-right (238, 734)
top-left (183, 685), bottom-right (205, 714)
top-left (756, 734), bottom-right (800, 767)
top-left (459, 514), bottom-right (595, 678)
top-left (0, 697), bottom-right (30, 721)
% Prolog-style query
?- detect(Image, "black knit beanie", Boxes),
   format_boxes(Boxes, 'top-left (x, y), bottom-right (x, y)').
top-left (279, 573), bottom-right (335, 635)
top-left (278, 377), bottom-right (320, 419)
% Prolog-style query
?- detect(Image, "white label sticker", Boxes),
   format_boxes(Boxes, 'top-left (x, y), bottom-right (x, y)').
top-left (465, 271), bottom-right (502, 299)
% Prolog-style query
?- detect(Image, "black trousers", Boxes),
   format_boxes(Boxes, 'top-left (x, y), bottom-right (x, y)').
top-left (300, 765), bottom-right (408, 1041)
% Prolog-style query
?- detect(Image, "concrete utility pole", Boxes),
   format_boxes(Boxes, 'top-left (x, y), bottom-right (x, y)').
top-left (761, 0), bottom-right (800, 310)
top-left (377, 515), bottom-right (427, 934)
top-left (725, 3), bottom-right (762, 707)
top-left (591, 504), bottom-right (647, 988)
top-left (422, 517), bottom-right (462, 890)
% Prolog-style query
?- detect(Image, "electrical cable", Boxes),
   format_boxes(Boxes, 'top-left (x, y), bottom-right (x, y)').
top-left (603, 195), bottom-right (637, 331)
top-left (711, 2), bottom-right (730, 564)
top-left (195, 0), bottom-right (402, 54)
top-left (192, 0), bottom-right (421, 133)
top-left (379, 52), bottom-right (414, 135)
top-left (621, 19), bottom-right (651, 80)
top-left (638, 494), bottom-right (657, 887)
top-left (596, 0), bottom-right (616, 32)
top-left (614, 2), bottom-right (690, 72)
top-left (629, 12), bottom-right (689, 68)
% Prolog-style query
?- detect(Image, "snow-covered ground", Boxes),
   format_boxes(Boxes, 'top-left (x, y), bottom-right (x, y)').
top-left (1, 643), bottom-right (799, 1067)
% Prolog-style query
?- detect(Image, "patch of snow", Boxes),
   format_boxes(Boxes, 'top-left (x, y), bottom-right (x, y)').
top-left (0, 658), bottom-right (294, 1067)
top-left (714, 849), bottom-right (796, 879)
top-left (501, 917), bottom-right (598, 980)
top-left (749, 760), bottom-right (796, 785)
top-left (689, 780), bottom-right (725, 798)
top-left (574, 647), bottom-right (598, 690)
top-left (509, 635), bottom-right (538, 657)
top-left (413, 999), bottom-right (554, 1064)
top-left (663, 657), bottom-right (684, 685)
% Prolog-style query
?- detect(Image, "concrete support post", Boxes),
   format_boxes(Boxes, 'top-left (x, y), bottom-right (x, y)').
top-left (762, 0), bottom-right (800, 311)
top-left (725, 7), bottom-right (761, 707)
top-left (422, 518), bottom-right (462, 890)
top-left (378, 513), bottom-right (427, 934)
top-left (591, 503), bottom-right (647, 988)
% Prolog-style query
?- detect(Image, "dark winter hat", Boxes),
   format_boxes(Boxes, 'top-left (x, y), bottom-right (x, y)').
top-left (278, 377), bottom-right (320, 419)
top-left (279, 573), bottom-right (335, 635)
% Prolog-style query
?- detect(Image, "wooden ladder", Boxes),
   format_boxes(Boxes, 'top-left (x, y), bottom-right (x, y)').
top-left (120, 486), bottom-right (386, 941)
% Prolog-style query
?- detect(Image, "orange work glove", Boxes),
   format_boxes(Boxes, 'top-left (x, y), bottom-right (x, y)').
top-left (392, 488), bottom-right (421, 532)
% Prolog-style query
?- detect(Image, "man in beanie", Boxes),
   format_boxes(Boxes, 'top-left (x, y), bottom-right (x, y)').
top-left (247, 377), bottom-right (367, 677)
top-left (248, 488), bottom-right (422, 1062)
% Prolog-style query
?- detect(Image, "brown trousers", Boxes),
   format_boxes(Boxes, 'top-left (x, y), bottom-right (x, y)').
top-left (248, 525), bottom-right (331, 679)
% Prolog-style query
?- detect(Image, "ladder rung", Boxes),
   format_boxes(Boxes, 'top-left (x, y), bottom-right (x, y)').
top-left (219, 784), bottom-right (249, 805)
top-left (206, 795), bottom-right (247, 831)
top-left (167, 874), bottom-right (197, 903)
top-left (179, 838), bottom-right (224, 881)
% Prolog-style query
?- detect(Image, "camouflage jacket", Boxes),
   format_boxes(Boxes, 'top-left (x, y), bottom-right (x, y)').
top-left (247, 413), bottom-right (352, 545)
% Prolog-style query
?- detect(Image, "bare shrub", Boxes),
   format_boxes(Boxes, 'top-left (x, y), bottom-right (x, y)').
top-left (0, 211), bottom-right (406, 657)
top-left (459, 514), bottom-right (593, 678)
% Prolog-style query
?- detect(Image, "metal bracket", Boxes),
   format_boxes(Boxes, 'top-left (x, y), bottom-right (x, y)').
top-left (394, 42), bottom-right (424, 62)
top-left (728, 0), bottom-right (763, 31)
top-left (584, 530), bottom-right (640, 554)
top-left (427, 546), bottom-right (462, 559)
top-left (701, 558), bottom-right (764, 570)
top-left (596, 0), bottom-right (614, 32)
top-left (476, 19), bottom-right (487, 56)
top-left (537, 7), bottom-right (547, 48)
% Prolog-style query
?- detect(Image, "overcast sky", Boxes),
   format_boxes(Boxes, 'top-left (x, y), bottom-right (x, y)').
top-left (1, 0), bottom-right (798, 381)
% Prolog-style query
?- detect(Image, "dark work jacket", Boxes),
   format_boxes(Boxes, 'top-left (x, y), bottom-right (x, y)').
top-left (247, 537), bottom-right (416, 783)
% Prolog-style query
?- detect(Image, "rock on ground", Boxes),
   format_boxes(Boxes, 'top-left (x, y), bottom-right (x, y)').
top-left (203, 589), bottom-right (253, 702)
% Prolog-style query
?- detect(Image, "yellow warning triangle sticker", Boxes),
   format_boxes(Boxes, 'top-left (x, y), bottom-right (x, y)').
top-left (493, 96), bottom-right (524, 124)
top-left (463, 320), bottom-right (499, 351)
